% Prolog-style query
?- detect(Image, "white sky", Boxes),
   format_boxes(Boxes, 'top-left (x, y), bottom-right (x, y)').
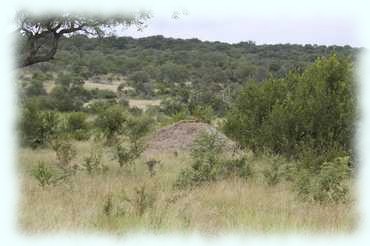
top-left (116, 0), bottom-right (362, 47)
top-left (4, 0), bottom-right (363, 47)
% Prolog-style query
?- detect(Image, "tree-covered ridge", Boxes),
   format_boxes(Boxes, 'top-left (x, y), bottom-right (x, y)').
top-left (29, 35), bottom-right (359, 86)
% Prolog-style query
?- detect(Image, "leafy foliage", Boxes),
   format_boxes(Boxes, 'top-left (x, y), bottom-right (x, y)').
top-left (49, 73), bottom-right (90, 111)
top-left (83, 147), bottom-right (105, 174)
top-left (50, 137), bottom-right (76, 169)
top-left (124, 115), bottom-right (152, 149)
top-left (175, 131), bottom-right (252, 189)
top-left (224, 55), bottom-right (355, 168)
top-left (19, 99), bottom-right (59, 148)
top-left (95, 105), bottom-right (127, 143)
top-left (114, 144), bottom-right (138, 168)
top-left (31, 162), bottom-right (54, 188)
top-left (65, 112), bottom-right (89, 140)
top-left (295, 156), bottom-right (351, 203)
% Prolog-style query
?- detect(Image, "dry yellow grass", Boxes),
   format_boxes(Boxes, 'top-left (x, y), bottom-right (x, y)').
top-left (43, 80), bottom-right (123, 93)
top-left (43, 80), bottom-right (56, 93)
top-left (129, 99), bottom-right (161, 110)
top-left (17, 140), bottom-right (356, 234)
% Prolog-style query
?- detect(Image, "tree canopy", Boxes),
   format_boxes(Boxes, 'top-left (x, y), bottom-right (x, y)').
top-left (16, 11), bottom-right (151, 67)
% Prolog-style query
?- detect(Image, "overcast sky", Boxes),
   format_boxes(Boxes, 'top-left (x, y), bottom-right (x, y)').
top-left (117, 0), bottom-right (361, 47)
top-left (3, 0), bottom-right (363, 47)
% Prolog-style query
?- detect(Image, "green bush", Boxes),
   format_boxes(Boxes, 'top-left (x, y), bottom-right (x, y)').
top-left (48, 72), bottom-right (91, 112)
top-left (83, 147), bottom-right (105, 174)
top-left (145, 159), bottom-right (160, 177)
top-left (50, 137), bottom-right (76, 170)
top-left (124, 114), bottom-right (152, 152)
top-left (83, 99), bottom-right (117, 114)
top-left (19, 100), bottom-right (59, 148)
top-left (115, 144), bottom-right (138, 168)
top-left (90, 88), bottom-right (117, 99)
top-left (262, 156), bottom-right (285, 186)
top-left (31, 162), bottom-right (54, 188)
top-left (222, 157), bottom-right (252, 180)
top-left (95, 105), bottom-right (127, 143)
top-left (295, 156), bottom-right (351, 203)
top-left (65, 112), bottom-right (89, 140)
top-left (24, 80), bottom-right (47, 97)
top-left (175, 131), bottom-right (252, 189)
top-left (103, 194), bottom-right (113, 216)
top-left (190, 105), bottom-right (214, 123)
top-left (224, 54), bottom-right (355, 169)
top-left (159, 97), bottom-right (188, 116)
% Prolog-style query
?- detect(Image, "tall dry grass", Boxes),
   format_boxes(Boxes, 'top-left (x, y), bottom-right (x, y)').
top-left (17, 140), bottom-right (356, 234)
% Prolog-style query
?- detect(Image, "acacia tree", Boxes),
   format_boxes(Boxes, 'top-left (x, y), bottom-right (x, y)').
top-left (16, 11), bottom-right (151, 67)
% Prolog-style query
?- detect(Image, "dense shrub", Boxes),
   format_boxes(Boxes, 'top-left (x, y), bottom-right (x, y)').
top-left (175, 131), bottom-right (252, 189)
top-left (262, 157), bottom-right (283, 186)
top-left (114, 143), bottom-right (139, 168)
top-left (24, 80), bottom-right (47, 97)
top-left (65, 112), bottom-right (89, 140)
top-left (295, 156), bottom-right (351, 203)
top-left (83, 146), bottom-right (106, 174)
top-left (90, 88), bottom-right (117, 99)
top-left (50, 137), bottom-right (77, 170)
top-left (159, 97), bottom-right (187, 116)
top-left (95, 105), bottom-right (127, 143)
top-left (224, 54), bottom-right (355, 168)
top-left (19, 100), bottom-right (59, 148)
top-left (83, 99), bottom-right (117, 114)
top-left (124, 114), bottom-right (152, 152)
top-left (49, 73), bottom-right (91, 111)
top-left (219, 156), bottom-right (252, 181)
top-left (190, 105), bottom-right (214, 124)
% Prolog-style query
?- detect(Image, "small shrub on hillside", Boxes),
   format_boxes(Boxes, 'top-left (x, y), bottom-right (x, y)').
top-left (262, 157), bottom-right (283, 186)
top-left (128, 106), bottom-right (143, 116)
top-left (175, 131), bottom-right (252, 189)
top-left (170, 109), bottom-right (190, 123)
top-left (84, 99), bottom-right (116, 114)
top-left (49, 73), bottom-right (90, 112)
top-left (115, 144), bottom-right (136, 168)
top-left (174, 169), bottom-right (196, 189)
top-left (222, 157), bottom-right (252, 180)
top-left (190, 105), bottom-right (214, 123)
top-left (83, 147), bottom-right (104, 174)
top-left (124, 115), bottom-right (152, 152)
top-left (95, 105), bottom-right (127, 144)
top-left (295, 156), bottom-right (351, 203)
top-left (145, 159), bottom-right (160, 177)
top-left (159, 97), bottom-right (186, 115)
top-left (31, 162), bottom-right (54, 188)
top-left (20, 100), bottom-right (59, 148)
top-left (65, 112), bottom-right (89, 140)
top-left (90, 88), bottom-right (117, 99)
top-left (122, 185), bottom-right (156, 217)
top-left (103, 194), bottom-right (113, 216)
top-left (50, 137), bottom-right (76, 170)
top-left (24, 80), bottom-right (47, 97)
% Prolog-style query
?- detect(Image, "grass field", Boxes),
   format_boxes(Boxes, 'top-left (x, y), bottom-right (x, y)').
top-left (129, 99), bottom-right (161, 110)
top-left (44, 80), bottom-right (123, 93)
top-left (17, 140), bottom-right (356, 234)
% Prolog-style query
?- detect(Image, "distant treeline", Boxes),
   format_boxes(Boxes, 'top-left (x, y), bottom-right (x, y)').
top-left (26, 35), bottom-right (359, 94)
